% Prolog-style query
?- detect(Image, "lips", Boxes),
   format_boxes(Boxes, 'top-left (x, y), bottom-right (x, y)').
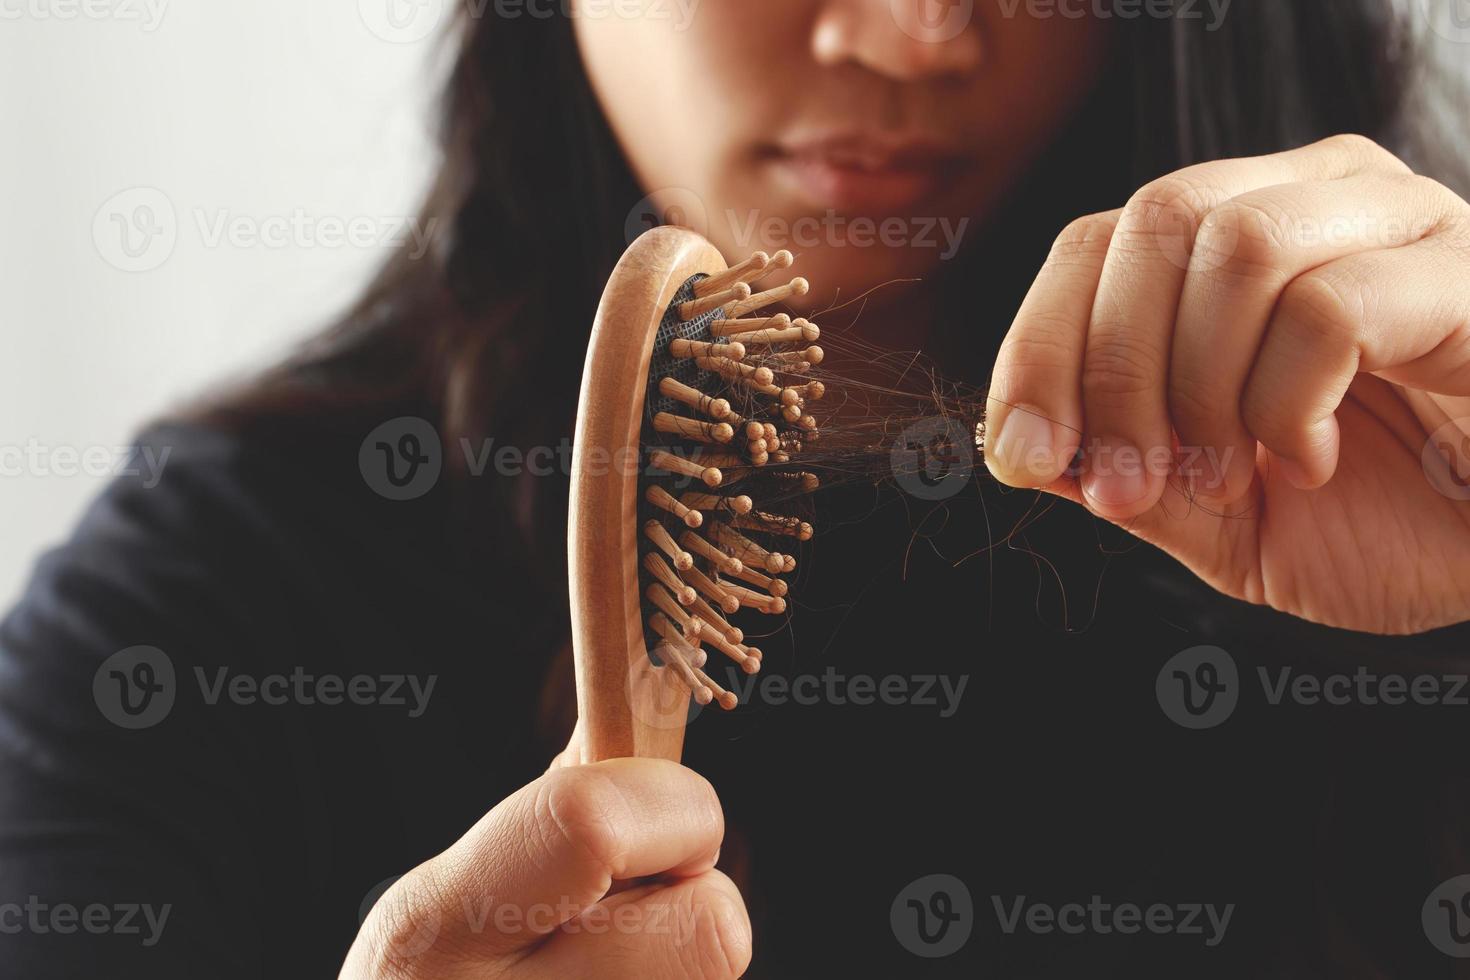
top-left (763, 134), bottom-right (974, 213)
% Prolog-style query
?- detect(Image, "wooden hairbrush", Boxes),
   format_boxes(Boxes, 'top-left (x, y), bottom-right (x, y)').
top-left (569, 227), bottom-right (825, 763)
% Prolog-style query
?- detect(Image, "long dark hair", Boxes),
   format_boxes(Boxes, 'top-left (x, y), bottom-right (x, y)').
top-left (204, 3), bottom-right (1441, 593)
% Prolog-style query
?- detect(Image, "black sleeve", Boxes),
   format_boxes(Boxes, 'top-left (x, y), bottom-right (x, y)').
top-left (0, 427), bottom-right (295, 978)
top-left (0, 421), bottom-right (564, 980)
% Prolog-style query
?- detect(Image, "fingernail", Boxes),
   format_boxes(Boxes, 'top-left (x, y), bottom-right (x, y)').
top-left (989, 405), bottom-right (1055, 482)
top-left (1082, 438), bottom-right (1150, 509)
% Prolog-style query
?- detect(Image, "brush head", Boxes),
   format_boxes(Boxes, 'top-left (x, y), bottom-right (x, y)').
top-left (569, 229), bottom-right (824, 764)
top-left (639, 249), bottom-right (821, 713)
top-left (570, 228), bottom-right (995, 763)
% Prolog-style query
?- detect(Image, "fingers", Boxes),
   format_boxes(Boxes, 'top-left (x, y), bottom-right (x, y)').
top-left (988, 135), bottom-right (1433, 520)
top-left (1243, 234), bottom-right (1470, 488)
top-left (1074, 138), bottom-right (1403, 517)
top-left (353, 759), bottom-right (724, 971)
top-left (1170, 173), bottom-right (1460, 501)
top-left (534, 871), bottom-right (753, 980)
top-left (985, 210), bottom-right (1118, 486)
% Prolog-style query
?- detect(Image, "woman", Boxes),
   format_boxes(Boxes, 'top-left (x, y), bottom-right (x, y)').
top-left (4, 1), bottom-right (1469, 976)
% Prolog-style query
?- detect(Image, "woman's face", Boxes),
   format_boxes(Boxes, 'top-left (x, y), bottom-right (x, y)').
top-left (574, 0), bottom-right (1109, 316)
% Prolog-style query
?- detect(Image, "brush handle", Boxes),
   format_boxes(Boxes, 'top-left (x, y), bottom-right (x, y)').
top-left (568, 227), bottom-right (727, 763)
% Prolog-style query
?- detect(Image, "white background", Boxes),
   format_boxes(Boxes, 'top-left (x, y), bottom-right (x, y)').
top-left (0, 1), bottom-right (447, 609)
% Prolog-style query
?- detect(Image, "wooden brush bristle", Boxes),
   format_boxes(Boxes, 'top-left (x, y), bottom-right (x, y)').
top-left (637, 251), bottom-right (821, 710)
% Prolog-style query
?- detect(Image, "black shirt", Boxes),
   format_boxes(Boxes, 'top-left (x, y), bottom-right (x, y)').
top-left (2, 415), bottom-right (1468, 978)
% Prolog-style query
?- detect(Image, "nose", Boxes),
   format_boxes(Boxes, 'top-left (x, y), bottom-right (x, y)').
top-left (811, 0), bottom-right (984, 81)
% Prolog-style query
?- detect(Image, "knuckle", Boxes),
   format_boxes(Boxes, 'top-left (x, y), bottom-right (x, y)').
top-left (1193, 202), bottom-right (1293, 280)
top-left (1280, 272), bottom-right (1363, 350)
top-left (992, 327), bottom-right (1076, 403)
top-left (537, 767), bottom-right (629, 874)
top-left (677, 882), bottom-right (753, 979)
top-left (1001, 315), bottom-right (1078, 369)
top-left (1399, 171), bottom-right (1448, 201)
top-left (1049, 212), bottom-right (1119, 263)
top-left (1123, 175), bottom-right (1217, 237)
top-left (1324, 132), bottom-right (1380, 156)
top-left (1083, 327), bottom-right (1163, 402)
top-left (1398, 173), bottom-right (1462, 230)
top-left (1169, 374), bottom-right (1230, 431)
top-left (360, 872), bottom-right (449, 979)
top-left (1446, 221), bottom-right (1470, 253)
top-left (1322, 132), bottom-right (1407, 173)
